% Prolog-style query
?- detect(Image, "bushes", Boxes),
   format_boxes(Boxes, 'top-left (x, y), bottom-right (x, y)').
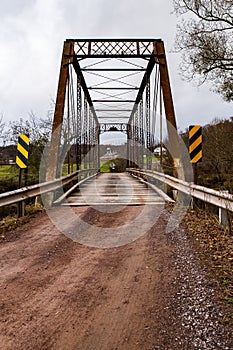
top-left (100, 158), bottom-right (128, 173)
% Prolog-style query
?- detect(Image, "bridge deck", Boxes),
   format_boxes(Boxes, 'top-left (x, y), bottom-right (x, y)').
top-left (61, 173), bottom-right (166, 206)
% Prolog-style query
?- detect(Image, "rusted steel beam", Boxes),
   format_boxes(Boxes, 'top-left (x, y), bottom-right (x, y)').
top-left (66, 39), bottom-right (162, 58)
top-left (67, 38), bottom-right (159, 42)
top-left (46, 41), bottom-right (74, 182)
top-left (154, 41), bottom-right (177, 131)
top-left (154, 41), bottom-right (181, 176)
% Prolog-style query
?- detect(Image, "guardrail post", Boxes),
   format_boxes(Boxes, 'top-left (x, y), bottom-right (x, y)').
top-left (219, 207), bottom-right (228, 225)
top-left (219, 190), bottom-right (229, 226)
top-left (17, 201), bottom-right (25, 218)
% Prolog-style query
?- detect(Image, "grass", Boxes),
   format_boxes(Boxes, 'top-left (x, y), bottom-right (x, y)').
top-left (61, 163), bottom-right (99, 176)
top-left (0, 165), bottom-right (18, 180)
top-left (0, 165), bottom-right (40, 195)
top-left (0, 165), bottom-right (19, 193)
top-left (60, 160), bottom-right (122, 173)
top-left (61, 163), bottom-right (78, 176)
top-left (0, 203), bottom-right (44, 238)
top-left (225, 297), bottom-right (233, 305)
top-left (100, 161), bottom-right (111, 173)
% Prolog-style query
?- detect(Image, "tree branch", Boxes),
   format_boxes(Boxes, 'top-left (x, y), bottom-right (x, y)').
top-left (181, 0), bottom-right (233, 26)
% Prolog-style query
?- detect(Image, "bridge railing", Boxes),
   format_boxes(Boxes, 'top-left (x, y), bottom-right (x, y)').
top-left (0, 168), bottom-right (98, 209)
top-left (127, 168), bottom-right (233, 212)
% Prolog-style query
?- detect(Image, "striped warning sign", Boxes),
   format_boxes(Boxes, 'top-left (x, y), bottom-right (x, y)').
top-left (189, 125), bottom-right (202, 163)
top-left (16, 134), bottom-right (30, 168)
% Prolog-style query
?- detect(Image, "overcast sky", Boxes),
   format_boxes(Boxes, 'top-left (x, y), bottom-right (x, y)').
top-left (0, 0), bottom-right (232, 133)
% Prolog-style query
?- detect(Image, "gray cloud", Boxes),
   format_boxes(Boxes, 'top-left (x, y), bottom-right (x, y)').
top-left (0, 0), bottom-right (232, 132)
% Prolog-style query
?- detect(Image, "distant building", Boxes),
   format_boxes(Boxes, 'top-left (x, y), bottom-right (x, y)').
top-left (154, 146), bottom-right (167, 156)
top-left (101, 147), bottom-right (118, 160)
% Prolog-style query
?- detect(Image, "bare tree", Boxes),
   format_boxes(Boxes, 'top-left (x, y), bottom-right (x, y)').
top-left (173, 0), bottom-right (233, 101)
top-left (9, 111), bottom-right (52, 145)
top-left (0, 114), bottom-right (6, 146)
top-left (8, 112), bottom-right (52, 178)
top-left (202, 117), bottom-right (233, 178)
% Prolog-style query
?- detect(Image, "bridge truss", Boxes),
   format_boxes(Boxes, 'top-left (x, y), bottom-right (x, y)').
top-left (46, 39), bottom-right (179, 181)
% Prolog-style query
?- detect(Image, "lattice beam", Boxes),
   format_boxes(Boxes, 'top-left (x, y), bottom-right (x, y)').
top-left (99, 123), bottom-right (128, 133)
top-left (66, 39), bottom-right (160, 57)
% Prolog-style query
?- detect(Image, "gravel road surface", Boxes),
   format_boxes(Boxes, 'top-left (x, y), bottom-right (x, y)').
top-left (0, 206), bottom-right (232, 349)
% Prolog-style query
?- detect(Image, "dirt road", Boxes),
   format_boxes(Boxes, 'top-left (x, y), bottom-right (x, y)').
top-left (0, 206), bottom-right (232, 349)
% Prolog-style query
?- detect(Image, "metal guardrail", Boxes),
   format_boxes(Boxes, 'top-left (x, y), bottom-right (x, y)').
top-left (127, 168), bottom-right (233, 212)
top-left (53, 173), bottom-right (98, 205)
top-left (0, 169), bottom-right (98, 208)
top-left (1, 167), bottom-right (232, 215)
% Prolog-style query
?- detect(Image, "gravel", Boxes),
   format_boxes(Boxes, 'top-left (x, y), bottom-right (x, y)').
top-left (167, 217), bottom-right (233, 350)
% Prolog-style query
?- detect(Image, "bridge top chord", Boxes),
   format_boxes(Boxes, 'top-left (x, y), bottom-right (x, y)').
top-left (66, 39), bottom-right (162, 57)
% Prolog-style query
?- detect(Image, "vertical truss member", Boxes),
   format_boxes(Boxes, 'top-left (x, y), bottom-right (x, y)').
top-left (96, 121), bottom-right (100, 170)
top-left (146, 79), bottom-right (152, 170)
top-left (135, 104), bottom-right (139, 166)
top-left (77, 77), bottom-right (82, 170)
top-left (89, 109), bottom-right (93, 169)
top-left (131, 116), bottom-right (135, 166)
top-left (88, 102), bottom-right (91, 170)
top-left (127, 124), bottom-right (132, 168)
top-left (138, 99), bottom-right (144, 169)
top-left (83, 97), bottom-right (88, 169)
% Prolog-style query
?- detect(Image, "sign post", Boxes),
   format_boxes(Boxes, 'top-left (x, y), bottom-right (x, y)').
top-left (189, 125), bottom-right (202, 165)
top-left (189, 125), bottom-right (202, 207)
top-left (16, 134), bottom-right (30, 217)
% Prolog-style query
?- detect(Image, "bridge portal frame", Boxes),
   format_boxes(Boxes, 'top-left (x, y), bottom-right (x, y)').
top-left (46, 39), bottom-right (180, 183)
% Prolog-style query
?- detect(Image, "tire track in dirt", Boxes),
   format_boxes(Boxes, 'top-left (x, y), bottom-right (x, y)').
top-left (1, 207), bottom-right (231, 349)
top-left (0, 208), bottom-right (179, 350)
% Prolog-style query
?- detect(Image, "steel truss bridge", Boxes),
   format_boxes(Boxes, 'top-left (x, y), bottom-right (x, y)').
top-left (46, 39), bottom-right (180, 182)
top-left (0, 39), bottom-right (232, 217)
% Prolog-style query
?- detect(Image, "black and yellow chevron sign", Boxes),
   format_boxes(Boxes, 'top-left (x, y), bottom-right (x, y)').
top-left (16, 134), bottom-right (30, 168)
top-left (189, 125), bottom-right (202, 163)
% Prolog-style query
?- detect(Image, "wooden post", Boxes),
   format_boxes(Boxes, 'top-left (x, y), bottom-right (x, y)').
top-left (17, 169), bottom-right (25, 217)
top-left (192, 163), bottom-right (198, 208)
